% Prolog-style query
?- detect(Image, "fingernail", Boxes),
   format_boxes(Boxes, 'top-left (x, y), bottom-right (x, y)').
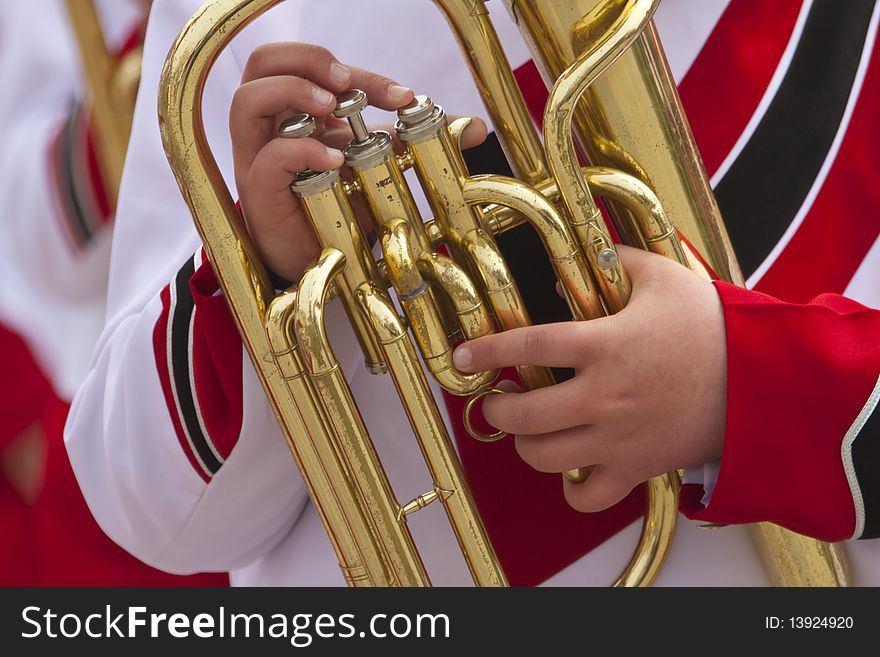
top-left (329, 61), bottom-right (351, 85)
top-left (312, 86), bottom-right (333, 106)
top-left (325, 147), bottom-right (343, 162)
top-left (453, 345), bottom-right (472, 370)
top-left (496, 379), bottom-right (519, 393)
top-left (387, 83), bottom-right (412, 99)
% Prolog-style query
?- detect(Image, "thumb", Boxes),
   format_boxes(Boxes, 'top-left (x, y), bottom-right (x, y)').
top-left (614, 244), bottom-right (661, 281)
top-left (562, 466), bottom-right (635, 513)
top-left (452, 116), bottom-right (488, 150)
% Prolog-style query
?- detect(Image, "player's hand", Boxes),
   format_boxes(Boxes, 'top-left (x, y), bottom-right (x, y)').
top-left (452, 246), bottom-right (727, 512)
top-left (231, 42), bottom-right (486, 282)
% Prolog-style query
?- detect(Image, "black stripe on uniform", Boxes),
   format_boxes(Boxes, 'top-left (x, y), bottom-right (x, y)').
top-left (169, 256), bottom-right (222, 476)
top-left (713, 0), bottom-right (877, 277)
top-left (853, 393), bottom-right (880, 538)
top-left (58, 104), bottom-right (95, 247)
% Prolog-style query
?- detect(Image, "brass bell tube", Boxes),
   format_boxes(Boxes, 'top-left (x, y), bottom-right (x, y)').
top-left (64, 0), bottom-right (144, 207)
top-left (160, 0), bottom-right (849, 588)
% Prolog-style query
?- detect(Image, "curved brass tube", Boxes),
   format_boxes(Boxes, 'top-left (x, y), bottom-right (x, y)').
top-left (615, 472), bottom-right (681, 587)
top-left (463, 174), bottom-right (606, 321)
top-left (542, 0), bottom-right (658, 313)
top-left (355, 283), bottom-right (507, 586)
top-left (477, 165), bottom-right (683, 265)
top-left (416, 251), bottom-right (493, 341)
top-left (583, 167), bottom-right (687, 265)
top-left (462, 229), bottom-right (555, 391)
top-left (382, 220), bottom-right (495, 394)
top-left (295, 249), bottom-right (430, 586)
top-left (266, 289), bottom-right (377, 586)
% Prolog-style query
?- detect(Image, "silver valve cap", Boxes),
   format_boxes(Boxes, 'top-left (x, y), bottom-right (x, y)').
top-left (395, 95), bottom-right (443, 143)
top-left (278, 113), bottom-right (316, 139)
top-left (396, 95), bottom-right (435, 125)
top-left (333, 89), bottom-right (368, 119)
top-left (277, 114), bottom-right (325, 182)
top-left (333, 89), bottom-right (370, 143)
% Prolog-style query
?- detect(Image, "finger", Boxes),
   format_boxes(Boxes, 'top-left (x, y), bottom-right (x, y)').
top-left (616, 243), bottom-right (677, 282)
top-left (346, 65), bottom-right (413, 110)
top-left (248, 137), bottom-right (344, 195)
top-left (514, 424), bottom-right (603, 474)
top-left (453, 322), bottom-right (593, 372)
top-left (562, 465), bottom-right (636, 513)
top-left (445, 115), bottom-right (488, 150)
top-left (231, 76), bottom-right (339, 165)
top-left (242, 42), bottom-right (353, 91)
top-left (482, 378), bottom-right (594, 435)
top-left (494, 379), bottom-right (522, 393)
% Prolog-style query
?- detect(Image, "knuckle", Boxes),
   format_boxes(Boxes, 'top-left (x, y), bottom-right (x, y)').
top-left (230, 86), bottom-right (247, 116)
top-left (521, 329), bottom-right (543, 362)
top-left (514, 436), bottom-right (554, 473)
top-left (362, 71), bottom-right (390, 96)
top-left (511, 401), bottom-right (535, 434)
top-left (247, 44), bottom-right (272, 73)
top-left (564, 484), bottom-right (605, 513)
top-left (304, 43), bottom-right (333, 69)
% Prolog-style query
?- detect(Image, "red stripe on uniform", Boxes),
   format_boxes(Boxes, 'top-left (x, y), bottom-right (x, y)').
top-left (678, 0), bottom-right (804, 177)
top-left (753, 35), bottom-right (880, 302)
top-left (189, 255), bottom-right (244, 461)
top-left (153, 285), bottom-right (210, 483)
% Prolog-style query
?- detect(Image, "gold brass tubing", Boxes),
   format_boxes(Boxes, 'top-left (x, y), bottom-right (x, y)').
top-left (355, 284), bottom-right (508, 587)
top-left (64, 0), bottom-right (135, 207)
top-left (295, 249), bottom-right (430, 587)
top-left (462, 174), bottom-right (606, 321)
top-left (747, 524), bottom-right (850, 587)
top-left (506, 0), bottom-right (741, 285)
top-left (349, 139), bottom-right (459, 337)
top-left (614, 472), bottom-right (680, 587)
top-left (481, 204), bottom-right (525, 240)
top-left (158, 0), bottom-right (416, 588)
top-left (541, 3), bottom-right (659, 315)
top-left (403, 114), bottom-right (550, 388)
top-left (266, 290), bottom-right (378, 587)
top-left (297, 175), bottom-right (386, 372)
top-left (477, 166), bottom-right (682, 268)
top-left (351, 148), bottom-right (431, 253)
top-left (432, 0), bottom-right (549, 185)
top-left (463, 388), bottom-right (507, 443)
top-left (382, 221), bottom-right (495, 395)
top-left (582, 167), bottom-right (688, 266)
top-left (416, 251), bottom-right (494, 341)
top-left (404, 123), bottom-right (482, 257)
top-left (462, 229), bottom-right (555, 391)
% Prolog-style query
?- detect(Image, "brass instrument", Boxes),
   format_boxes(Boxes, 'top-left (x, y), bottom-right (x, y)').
top-left (64, 0), bottom-right (147, 207)
top-left (159, 0), bottom-right (850, 586)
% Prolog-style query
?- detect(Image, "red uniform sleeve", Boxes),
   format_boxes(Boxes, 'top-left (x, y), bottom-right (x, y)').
top-left (0, 324), bottom-right (53, 454)
top-left (152, 249), bottom-right (244, 482)
top-left (681, 282), bottom-right (880, 541)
